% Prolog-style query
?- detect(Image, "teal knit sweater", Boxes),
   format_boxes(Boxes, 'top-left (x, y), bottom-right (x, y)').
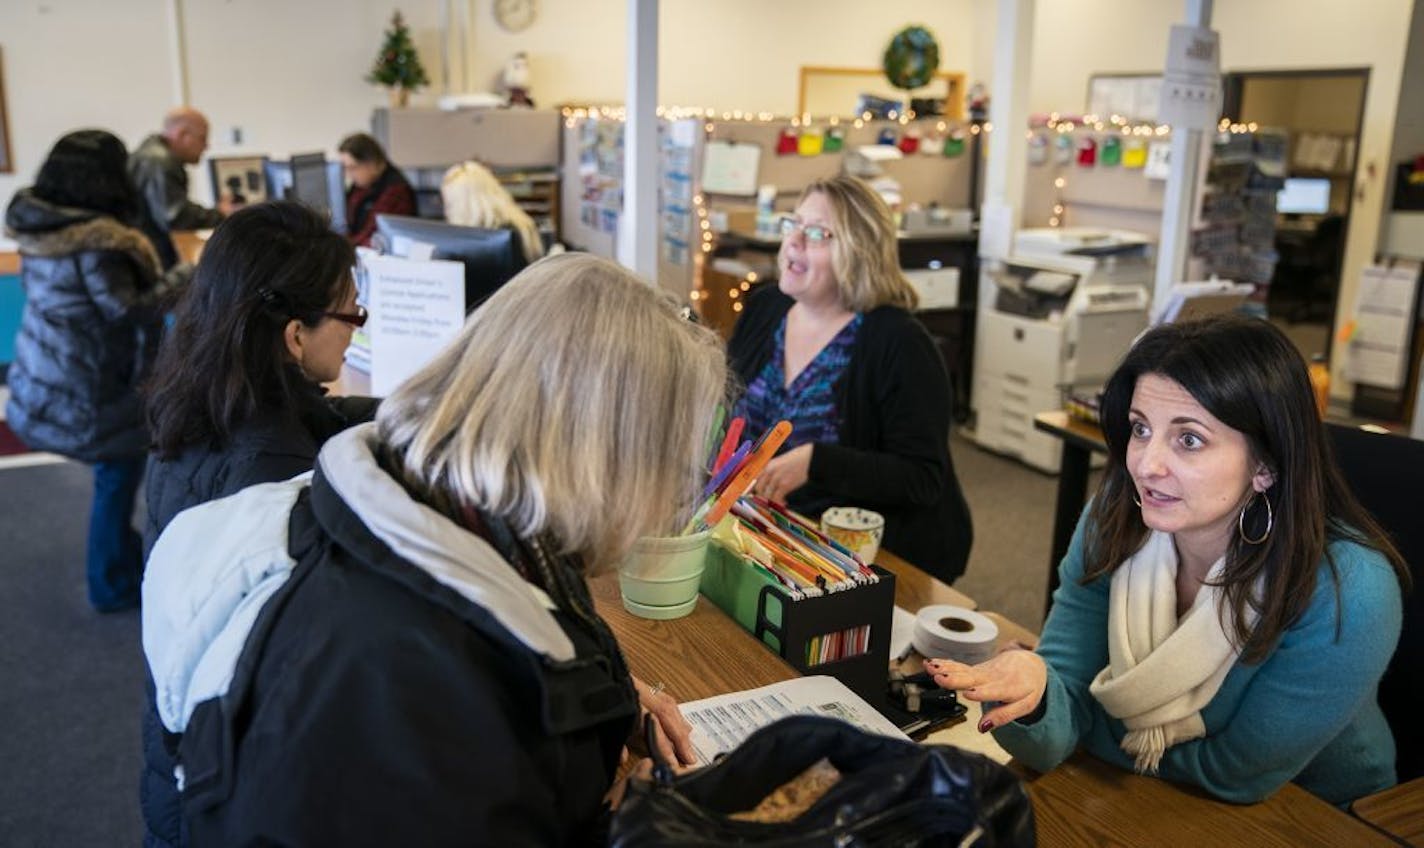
top-left (993, 512), bottom-right (1402, 806)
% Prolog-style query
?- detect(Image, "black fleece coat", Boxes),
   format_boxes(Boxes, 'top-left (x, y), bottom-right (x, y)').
top-left (175, 466), bottom-right (637, 846)
top-left (139, 379), bottom-right (377, 848)
top-left (4, 190), bottom-right (180, 462)
top-left (728, 287), bottom-right (973, 583)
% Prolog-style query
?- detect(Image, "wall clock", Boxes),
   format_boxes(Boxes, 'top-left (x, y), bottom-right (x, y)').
top-left (494, 0), bottom-right (537, 33)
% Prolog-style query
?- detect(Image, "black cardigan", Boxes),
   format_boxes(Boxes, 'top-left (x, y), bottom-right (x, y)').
top-left (727, 287), bottom-right (973, 583)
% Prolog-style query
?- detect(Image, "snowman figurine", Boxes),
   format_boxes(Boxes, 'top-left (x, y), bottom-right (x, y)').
top-left (503, 51), bottom-right (535, 108)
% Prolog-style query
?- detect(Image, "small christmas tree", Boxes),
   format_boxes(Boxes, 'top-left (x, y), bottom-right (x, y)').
top-left (366, 11), bottom-right (429, 100)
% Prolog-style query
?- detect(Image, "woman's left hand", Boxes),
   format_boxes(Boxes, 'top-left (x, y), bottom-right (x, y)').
top-left (633, 677), bottom-right (697, 766)
top-left (754, 444), bottom-right (812, 504)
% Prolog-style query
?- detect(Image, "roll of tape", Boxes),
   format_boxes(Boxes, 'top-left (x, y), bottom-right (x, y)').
top-left (912, 604), bottom-right (999, 666)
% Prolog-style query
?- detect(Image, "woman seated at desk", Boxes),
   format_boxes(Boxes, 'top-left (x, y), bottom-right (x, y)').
top-left (929, 316), bottom-right (1407, 806)
top-left (441, 159), bottom-right (545, 264)
top-left (727, 175), bottom-right (973, 583)
top-left (338, 132), bottom-right (416, 247)
top-left (142, 254), bottom-right (718, 844)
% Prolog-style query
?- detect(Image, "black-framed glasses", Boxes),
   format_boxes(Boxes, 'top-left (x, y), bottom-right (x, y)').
top-left (322, 304), bottom-right (368, 328)
top-left (778, 216), bottom-right (834, 244)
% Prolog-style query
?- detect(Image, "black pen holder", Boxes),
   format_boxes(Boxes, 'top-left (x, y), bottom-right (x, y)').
top-left (699, 543), bottom-right (895, 711)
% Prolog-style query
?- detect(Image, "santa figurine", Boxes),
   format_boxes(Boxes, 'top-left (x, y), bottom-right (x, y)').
top-left (503, 52), bottom-right (535, 108)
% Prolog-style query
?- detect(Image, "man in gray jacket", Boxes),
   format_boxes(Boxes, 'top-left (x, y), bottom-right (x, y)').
top-left (128, 107), bottom-right (234, 237)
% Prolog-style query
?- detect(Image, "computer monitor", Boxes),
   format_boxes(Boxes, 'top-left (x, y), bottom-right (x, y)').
top-left (373, 214), bottom-right (527, 312)
top-left (263, 159), bottom-right (293, 200)
top-left (1276, 178), bottom-right (1332, 215)
top-left (286, 153), bottom-right (348, 234)
top-left (264, 156), bottom-right (347, 234)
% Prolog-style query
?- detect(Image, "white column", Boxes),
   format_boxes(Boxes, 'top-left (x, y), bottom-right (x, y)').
top-left (618, 0), bottom-right (659, 281)
top-left (978, 0), bottom-right (1035, 264)
top-left (1153, 0), bottom-right (1215, 305)
top-left (164, 0), bottom-right (190, 106)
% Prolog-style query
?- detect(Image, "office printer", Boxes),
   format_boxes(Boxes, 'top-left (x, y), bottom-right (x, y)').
top-left (972, 228), bottom-right (1153, 472)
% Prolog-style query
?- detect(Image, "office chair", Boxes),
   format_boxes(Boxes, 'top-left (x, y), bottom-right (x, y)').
top-left (1326, 423), bottom-right (1424, 781)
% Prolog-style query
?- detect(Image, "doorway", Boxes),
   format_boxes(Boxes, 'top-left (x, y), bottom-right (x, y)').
top-left (1221, 68), bottom-right (1369, 361)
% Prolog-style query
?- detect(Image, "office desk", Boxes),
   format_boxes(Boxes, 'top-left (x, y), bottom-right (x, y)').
top-left (594, 542), bottom-right (1384, 846)
top-left (589, 547), bottom-right (976, 704)
top-left (1028, 754), bottom-right (1394, 846)
top-left (1351, 777), bottom-right (1424, 845)
top-left (1032, 411), bottom-right (1108, 615)
top-left (171, 230), bottom-right (208, 265)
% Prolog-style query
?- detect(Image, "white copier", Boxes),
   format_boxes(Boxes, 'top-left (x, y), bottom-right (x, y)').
top-left (972, 228), bottom-right (1153, 472)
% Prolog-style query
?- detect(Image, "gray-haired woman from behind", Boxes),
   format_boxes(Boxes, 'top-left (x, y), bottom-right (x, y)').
top-left (142, 253), bottom-right (725, 845)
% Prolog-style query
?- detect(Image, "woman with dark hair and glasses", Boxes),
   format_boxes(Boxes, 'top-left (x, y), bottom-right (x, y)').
top-left (139, 200), bottom-right (377, 848)
top-left (928, 316), bottom-right (1408, 806)
top-left (5, 129), bottom-right (190, 613)
top-left (727, 175), bottom-right (972, 584)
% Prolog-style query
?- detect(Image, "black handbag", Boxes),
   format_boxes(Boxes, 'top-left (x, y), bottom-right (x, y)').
top-left (609, 714), bottom-right (1035, 847)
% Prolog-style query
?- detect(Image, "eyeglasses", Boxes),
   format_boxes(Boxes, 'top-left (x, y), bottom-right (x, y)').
top-left (322, 304), bottom-right (368, 328)
top-left (779, 216), bottom-right (834, 244)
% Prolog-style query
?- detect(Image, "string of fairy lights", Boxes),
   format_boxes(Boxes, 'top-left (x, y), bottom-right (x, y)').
top-left (559, 106), bottom-right (1267, 319)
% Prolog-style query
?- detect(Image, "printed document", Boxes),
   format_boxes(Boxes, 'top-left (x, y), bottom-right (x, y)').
top-left (680, 675), bottom-right (908, 765)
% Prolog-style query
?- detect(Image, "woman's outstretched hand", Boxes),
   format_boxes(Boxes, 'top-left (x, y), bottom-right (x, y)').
top-left (926, 648), bottom-right (1048, 732)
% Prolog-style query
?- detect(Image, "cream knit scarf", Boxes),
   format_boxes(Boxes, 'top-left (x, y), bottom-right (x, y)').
top-left (1088, 530), bottom-right (1255, 773)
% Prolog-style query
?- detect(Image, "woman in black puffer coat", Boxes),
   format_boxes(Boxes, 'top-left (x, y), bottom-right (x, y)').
top-left (138, 200), bottom-right (377, 848)
top-left (4, 129), bottom-right (188, 612)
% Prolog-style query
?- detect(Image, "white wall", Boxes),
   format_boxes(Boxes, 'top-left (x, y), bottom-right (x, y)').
top-left (1, 0), bottom-right (981, 224)
top-left (461, 0), bottom-right (978, 112)
top-left (0, 0), bottom-right (444, 221)
top-left (0, 0), bottom-right (175, 213)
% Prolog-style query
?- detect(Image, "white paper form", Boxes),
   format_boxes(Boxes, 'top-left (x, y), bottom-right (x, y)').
top-left (1346, 262), bottom-right (1421, 389)
top-left (680, 675), bottom-right (908, 765)
top-left (363, 254), bottom-right (465, 396)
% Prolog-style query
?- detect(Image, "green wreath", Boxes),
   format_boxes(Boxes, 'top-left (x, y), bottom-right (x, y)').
top-left (883, 25), bottom-right (941, 90)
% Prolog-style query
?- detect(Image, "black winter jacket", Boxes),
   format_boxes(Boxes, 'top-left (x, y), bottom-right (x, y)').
top-left (139, 378), bottom-right (377, 848)
top-left (4, 191), bottom-right (180, 462)
top-left (142, 378), bottom-right (379, 553)
top-left (143, 426), bottom-right (637, 845)
top-left (728, 287), bottom-right (973, 583)
top-left (128, 135), bottom-right (223, 234)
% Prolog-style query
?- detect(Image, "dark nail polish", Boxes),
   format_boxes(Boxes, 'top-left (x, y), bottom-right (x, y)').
top-left (977, 718), bottom-right (993, 733)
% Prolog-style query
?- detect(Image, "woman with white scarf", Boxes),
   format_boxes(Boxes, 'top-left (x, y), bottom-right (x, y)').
top-left (929, 316), bottom-right (1407, 806)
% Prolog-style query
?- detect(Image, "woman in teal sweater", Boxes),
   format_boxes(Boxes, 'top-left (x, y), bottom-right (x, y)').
top-left (930, 316), bottom-right (1408, 806)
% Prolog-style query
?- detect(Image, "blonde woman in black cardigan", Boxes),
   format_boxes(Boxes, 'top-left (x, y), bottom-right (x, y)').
top-left (727, 176), bottom-right (973, 583)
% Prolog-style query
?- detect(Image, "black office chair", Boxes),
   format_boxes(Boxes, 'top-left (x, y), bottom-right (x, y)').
top-left (1326, 423), bottom-right (1424, 781)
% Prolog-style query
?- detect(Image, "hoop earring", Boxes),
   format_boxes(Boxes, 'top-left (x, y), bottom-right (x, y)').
top-left (1238, 492), bottom-right (1273, 544)
top-left (1132, 494), bottom-right (1142, 507)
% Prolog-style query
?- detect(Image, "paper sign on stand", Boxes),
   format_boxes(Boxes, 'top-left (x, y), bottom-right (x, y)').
top-left (363, 254), bottom-right (465, 396)
top-left (1344, 261), bottom-right (1421, 390)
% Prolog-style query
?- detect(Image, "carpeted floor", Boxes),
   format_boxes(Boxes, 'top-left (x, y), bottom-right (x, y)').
top-left (0, 426), bottom-right (1070, 845)
top-left (0, 460), bottom-right (146, 847)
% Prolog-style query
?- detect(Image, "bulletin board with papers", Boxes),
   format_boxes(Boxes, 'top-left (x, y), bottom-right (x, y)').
top-left (700, 140), bottom-right (762, 197)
